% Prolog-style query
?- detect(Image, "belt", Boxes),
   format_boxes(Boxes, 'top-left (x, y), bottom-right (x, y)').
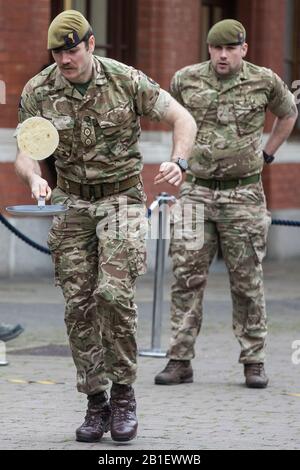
top-left (57, 175), bottom-right (141, 200)
top-left (186, 173), bottom-right (261, 190)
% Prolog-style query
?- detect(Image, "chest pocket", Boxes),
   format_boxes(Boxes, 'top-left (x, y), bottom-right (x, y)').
top-left (96, 102), bottom-right (137, 156)
top-left (42, 95), bottom-right (75, 141)
top-left (233, 96), bottom-right (267, 136)
top-left (52, 116), bottom-right (75, 155)
top-left (41, 111), bottom-right (75, 153)
top-left (181, 88), bottom-right (216, 130)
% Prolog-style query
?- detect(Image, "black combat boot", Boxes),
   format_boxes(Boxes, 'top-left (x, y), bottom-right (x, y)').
top-left (154, 359), bottom-right (193, 385)
top-left (244, 363), bottom-right (269, 388)
top-left (110, 383), bottom-right (138, 442)
top-left (76, 391), bottom-right (111, 442)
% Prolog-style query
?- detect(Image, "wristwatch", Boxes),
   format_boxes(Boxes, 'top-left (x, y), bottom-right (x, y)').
top-left (263, 150), bottom-right (275, 164)
top-left (174, 157), bottom-right (188, 172)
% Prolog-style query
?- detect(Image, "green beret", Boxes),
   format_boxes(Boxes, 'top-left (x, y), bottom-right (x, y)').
top-left (207, 19), bottom-right (246, 46)
top-left (48, 10), bottom-right (91, 50)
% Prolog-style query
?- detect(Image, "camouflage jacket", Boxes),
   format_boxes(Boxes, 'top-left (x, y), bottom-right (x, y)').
top-left (18, 56), bottom-right (168, 183)
top-left (171, 60), bottom-right (296, 179)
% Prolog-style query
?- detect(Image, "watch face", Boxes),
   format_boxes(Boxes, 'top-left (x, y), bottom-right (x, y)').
top-left (178, 158), bottom-right (188, 170)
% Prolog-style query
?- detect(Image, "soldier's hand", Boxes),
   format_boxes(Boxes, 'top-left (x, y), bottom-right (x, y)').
top-left (154, 162), bottom-right (182, 187)
top-left (30, 174), bottom-right (52, 201)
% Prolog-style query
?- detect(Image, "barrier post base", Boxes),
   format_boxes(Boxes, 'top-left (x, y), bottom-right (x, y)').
top-left (139, 349), bottom-right (166, 358)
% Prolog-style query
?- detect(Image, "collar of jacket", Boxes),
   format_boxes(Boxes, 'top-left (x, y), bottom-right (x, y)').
top-left (53, 55), bottom-right (108, 96)
top-left (199, 60), bottom-right (250, 89)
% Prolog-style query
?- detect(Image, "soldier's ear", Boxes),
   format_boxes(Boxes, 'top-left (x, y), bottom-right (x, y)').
top-left (241, 43), bottom-right (248, 58)
top-left (89, 35), bottom-right (95, 54)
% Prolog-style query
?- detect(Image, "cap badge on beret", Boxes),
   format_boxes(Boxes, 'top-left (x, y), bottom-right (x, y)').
top-left (64, 31), bottom-right (80, 48)
top-left (238, 31), bottom-right (244, 43)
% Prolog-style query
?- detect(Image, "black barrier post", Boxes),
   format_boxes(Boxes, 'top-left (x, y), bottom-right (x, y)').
top-left (139, 192), bottom-right (176, 358)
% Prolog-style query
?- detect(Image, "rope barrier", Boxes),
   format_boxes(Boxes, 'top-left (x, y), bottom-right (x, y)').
top-left (0, 213), bottom-right (51, 255)
top-left (0, 207), bottom-right (300, 257)
top-left (271, 219), bottom-right (300, 227)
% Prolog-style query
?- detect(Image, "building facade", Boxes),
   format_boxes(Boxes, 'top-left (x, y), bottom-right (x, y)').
top-left (0, 0), bottom-right (299, 275)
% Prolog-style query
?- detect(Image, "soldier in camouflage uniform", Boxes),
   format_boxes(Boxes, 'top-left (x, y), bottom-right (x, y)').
top-left (15, 10), bottom-right (197, 442)
top-left (155, 19), bottom-right (298, 388)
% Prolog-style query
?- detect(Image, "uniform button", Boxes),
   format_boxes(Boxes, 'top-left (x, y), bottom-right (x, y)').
top-left (85, 138), bottom-right (92, 146)
top-left (84, 128), bottom-right (91, 136)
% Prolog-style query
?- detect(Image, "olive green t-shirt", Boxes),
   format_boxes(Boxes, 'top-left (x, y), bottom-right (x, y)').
top-left (72, 80), bottom-right (91, 96)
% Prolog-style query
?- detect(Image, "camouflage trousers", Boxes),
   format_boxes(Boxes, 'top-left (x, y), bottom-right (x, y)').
top-left (47, 184), bottom-right (147, 395)
top-left (167, 180), bottom-right (271, 364)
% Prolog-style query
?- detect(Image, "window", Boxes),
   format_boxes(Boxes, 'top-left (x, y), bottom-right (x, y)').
top-left (201, 0), bottom-right (236, 61)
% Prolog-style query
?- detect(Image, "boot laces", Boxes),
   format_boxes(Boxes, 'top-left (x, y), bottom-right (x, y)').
top-left (164, 360), bottom-right (185, 372)
top-left (111, 398), bottom-right (136, 419)
top-left (83, 410), bottom-right (103, 427)
top-left (112, 406), bottom-right (128, 419)
top-left (248, 363), bottom-right (264, 376)
top-left (83, 399), bottom-right (109, 427)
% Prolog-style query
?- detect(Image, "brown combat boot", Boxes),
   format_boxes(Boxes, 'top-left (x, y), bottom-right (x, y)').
top-left (76, 391), bottom-right (111, 442)
top-left (110, 383), bottom-right (138, 442)
top-left (244, 363), bottom-right (269, 388)
top-left (154, 359), bottom-right (193, 385)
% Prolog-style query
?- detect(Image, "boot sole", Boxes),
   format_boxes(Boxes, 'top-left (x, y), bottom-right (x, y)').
top-left (76, 435), bottom-right (103, 443)
top-left (155, 377), bottom-right (193, 385)
top-left (111, 432), bottom-right (137, 442)
top-left (246, 382), bottom-right (268, 389)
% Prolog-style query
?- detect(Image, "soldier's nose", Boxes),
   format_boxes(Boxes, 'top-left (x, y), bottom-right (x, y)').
top-left (61, 52), bottom-right (71, 64)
